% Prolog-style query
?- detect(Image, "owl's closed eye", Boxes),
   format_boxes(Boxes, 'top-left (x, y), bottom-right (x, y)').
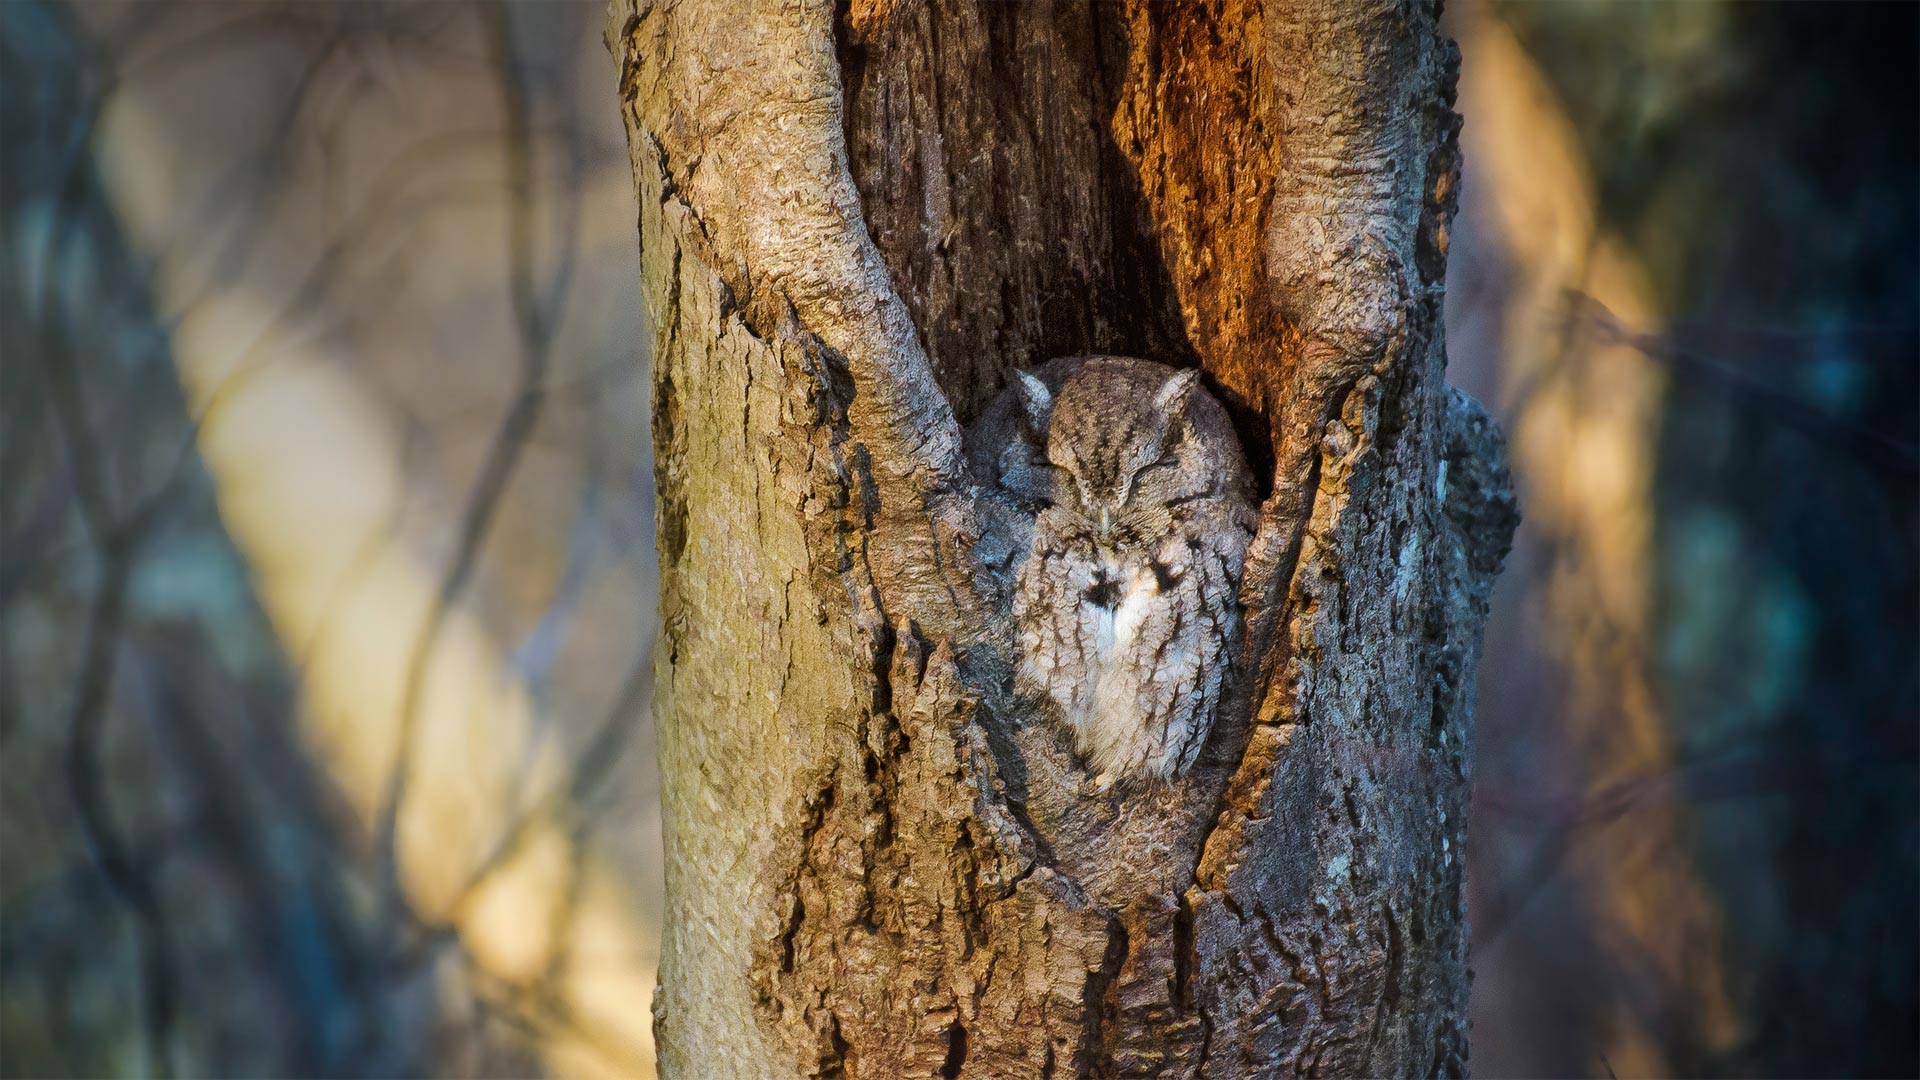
top-left (1011, 362), bottom-right (1238, 523)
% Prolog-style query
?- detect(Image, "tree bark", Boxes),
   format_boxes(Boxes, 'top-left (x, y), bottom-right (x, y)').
top-left (607, 1), bottom-right (1515, 1076)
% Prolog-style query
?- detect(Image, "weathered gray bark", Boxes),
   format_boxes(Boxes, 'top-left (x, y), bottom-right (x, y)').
top-left (608, 1), bottom-right (1515, 1076)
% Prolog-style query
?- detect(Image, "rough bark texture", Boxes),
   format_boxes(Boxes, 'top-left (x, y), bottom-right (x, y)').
top-left (608, 1), bottom-right (1515, 1076)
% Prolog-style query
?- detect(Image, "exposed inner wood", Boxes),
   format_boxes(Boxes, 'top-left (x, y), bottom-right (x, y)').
top-left (838, 0), bottom-right (1282, 481)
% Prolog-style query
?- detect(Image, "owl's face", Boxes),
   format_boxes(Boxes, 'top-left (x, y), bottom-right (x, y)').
top-left (1012, 363), bottom-right (1213, 539)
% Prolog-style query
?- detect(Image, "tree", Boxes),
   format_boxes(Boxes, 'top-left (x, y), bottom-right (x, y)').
top-left (607, 1), bottom-right (1516, 1075)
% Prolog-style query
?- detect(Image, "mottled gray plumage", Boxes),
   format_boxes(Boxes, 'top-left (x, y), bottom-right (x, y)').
top-left (974, 356), bottom-right (1255, 784)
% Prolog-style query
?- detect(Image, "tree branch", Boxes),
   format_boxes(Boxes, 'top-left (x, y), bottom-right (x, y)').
top-left (609, 0), bottom-right (974, 599)
top-left (375, 0), bottom-right (554, 935)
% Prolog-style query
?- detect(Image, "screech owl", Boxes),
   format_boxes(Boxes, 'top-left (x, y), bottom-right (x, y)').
top-left (984, 356), bottom-right (1256, 785)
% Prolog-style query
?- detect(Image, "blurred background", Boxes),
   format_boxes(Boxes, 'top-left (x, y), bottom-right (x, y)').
top-left (1, 2), bottom-right (1913, 1078)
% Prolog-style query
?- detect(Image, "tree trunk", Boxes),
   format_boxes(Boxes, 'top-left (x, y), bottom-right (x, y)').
top-left (607, 1), bottom-right (1515, 1076)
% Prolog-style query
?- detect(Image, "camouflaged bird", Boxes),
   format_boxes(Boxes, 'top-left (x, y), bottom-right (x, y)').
top-left (980, 356), bottom-right (1255, 785)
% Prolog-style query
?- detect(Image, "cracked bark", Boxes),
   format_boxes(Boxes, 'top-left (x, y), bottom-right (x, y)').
top-left (609, 1), bottom-right (1515, 1076)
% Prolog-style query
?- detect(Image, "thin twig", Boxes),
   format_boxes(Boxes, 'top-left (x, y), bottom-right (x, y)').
top-left (36, 276), bottom-right (178, 1080)
top-left (1572, 292), bottom-right (1919, 476)
top-left (372, 0), bottom-right (557, 927)
top-left (439, 647), bottom-right (652, 924)
top-left (1475, 718), bottom-right (1915, 945)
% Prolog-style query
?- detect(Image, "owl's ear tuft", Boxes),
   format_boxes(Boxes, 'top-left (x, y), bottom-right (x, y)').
top-left (1014, 370), bottom-right (1053, 431)
top-left (1153, 369), bottom-right (1202, 419)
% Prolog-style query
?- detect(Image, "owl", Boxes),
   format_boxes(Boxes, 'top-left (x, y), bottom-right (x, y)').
top-left (989, 356), bottom-right (1256, 785)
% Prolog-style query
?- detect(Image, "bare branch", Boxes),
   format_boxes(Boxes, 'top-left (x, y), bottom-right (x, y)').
top-left (33, 294), bottom-right (179, 1080)
top-left (1573, 294), bottom-right (1919, 476)
top-left (373, 0), bottom-right (557, 920)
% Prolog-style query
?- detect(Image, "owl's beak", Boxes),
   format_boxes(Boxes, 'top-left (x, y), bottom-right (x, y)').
top-left (1099, 507), bottom-right (1112, 536)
